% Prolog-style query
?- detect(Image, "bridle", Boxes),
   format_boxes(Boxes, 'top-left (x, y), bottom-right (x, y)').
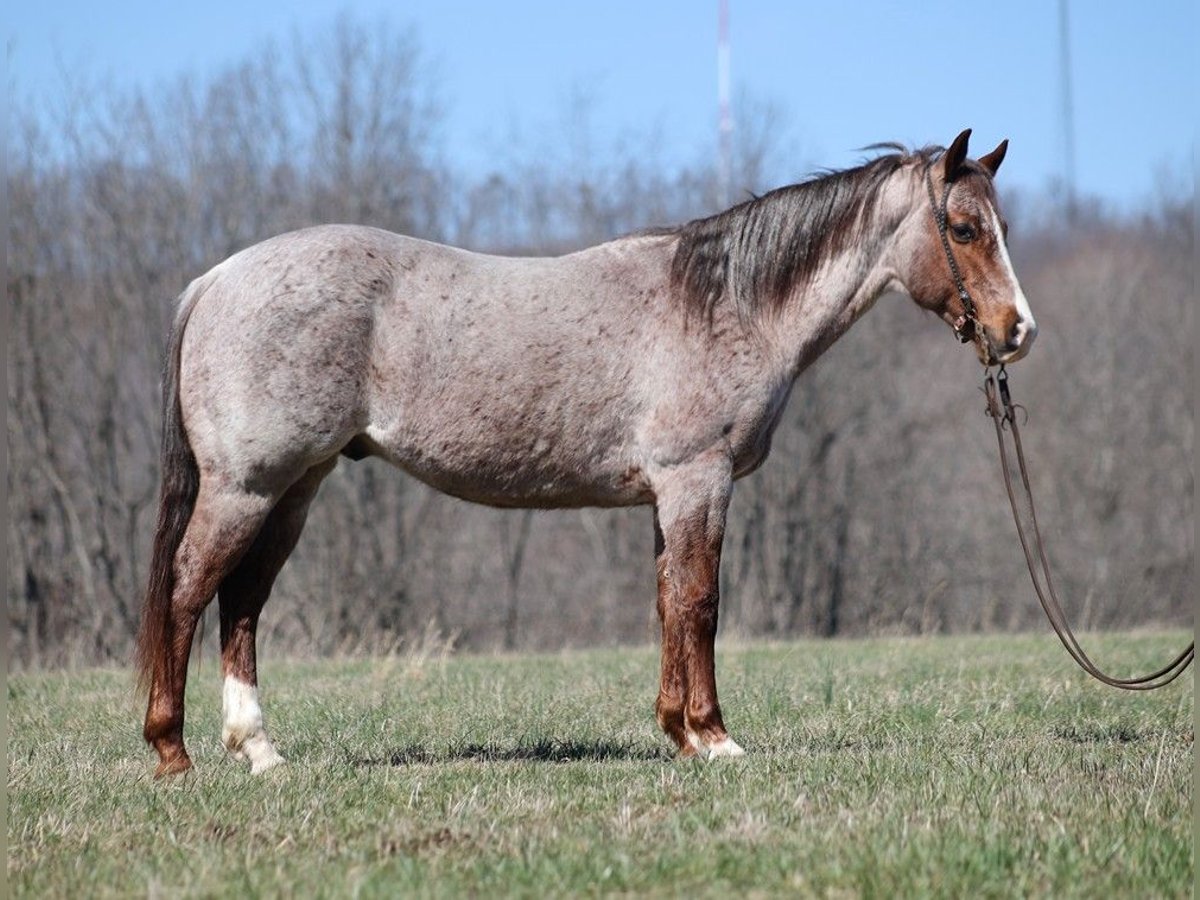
top-left (925, 163), bottom-right (1194, 690)
top-left (924, 164), bottom-right (978, 344)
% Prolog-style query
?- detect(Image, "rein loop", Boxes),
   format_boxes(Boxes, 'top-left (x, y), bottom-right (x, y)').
top-left (984, 367), bottom-right (1194, 690)
top-left (927, 158), bottom-right (1188, 687)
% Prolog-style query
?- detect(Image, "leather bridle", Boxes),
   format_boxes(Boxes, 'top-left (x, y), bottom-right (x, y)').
top-left (924, 164), bottom-right (979, 344)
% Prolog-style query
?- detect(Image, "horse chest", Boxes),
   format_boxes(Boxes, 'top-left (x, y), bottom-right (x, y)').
top-left (728, 380), bottom-right (793, 478)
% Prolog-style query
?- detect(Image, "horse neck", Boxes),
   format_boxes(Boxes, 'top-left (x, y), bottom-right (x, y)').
top-left (768, 166), bottom-right (919, 378)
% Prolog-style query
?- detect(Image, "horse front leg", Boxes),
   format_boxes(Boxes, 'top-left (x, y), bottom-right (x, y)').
top-left (653, 511), bottom-right (690, 754)
top-left (652, 456), bottom-right (745, 759)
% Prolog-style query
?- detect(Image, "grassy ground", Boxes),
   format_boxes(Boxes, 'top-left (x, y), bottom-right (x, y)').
top-left (7, 632), bottom-right (1194, 898)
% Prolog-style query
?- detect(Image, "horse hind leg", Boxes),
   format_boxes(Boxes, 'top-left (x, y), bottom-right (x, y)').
top-left (143, 484), bottom-right (276, 777)
top-left (218, 460), bottom-right (335, 774)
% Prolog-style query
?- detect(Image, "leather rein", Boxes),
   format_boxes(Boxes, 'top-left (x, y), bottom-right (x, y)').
top-left (926, 164), bottom-right (1194, 690)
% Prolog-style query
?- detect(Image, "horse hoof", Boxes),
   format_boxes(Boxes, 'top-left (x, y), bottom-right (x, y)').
top-left (706, 737), bottom-right (746, 758)
top-left (232, 733), bottom-right (286, 774)
top-left (686, 732), bottom-right (746, 760)
top-left (249, 750), bottom-right (285, 775)
top-left (154, 752), bottom-right (193, 778)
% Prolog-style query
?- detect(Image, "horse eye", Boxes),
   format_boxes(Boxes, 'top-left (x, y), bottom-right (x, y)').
top-left (950, 223), bottom-right (976, 243)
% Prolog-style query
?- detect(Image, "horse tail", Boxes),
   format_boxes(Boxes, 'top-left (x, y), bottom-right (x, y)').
top-left (135, 273), bottom-right (210, 693)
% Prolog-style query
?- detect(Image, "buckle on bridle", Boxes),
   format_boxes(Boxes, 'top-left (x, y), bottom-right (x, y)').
top-left (952, 313), bottom-right (976, 343)
top-left (995, 364), bottom-right (1012, 407)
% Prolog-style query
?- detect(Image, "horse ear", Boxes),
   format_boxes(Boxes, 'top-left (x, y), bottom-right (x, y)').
top-left (943, 128), bottom-right (972, 182)
top-left (978, 139), bottom-right (1009, 177)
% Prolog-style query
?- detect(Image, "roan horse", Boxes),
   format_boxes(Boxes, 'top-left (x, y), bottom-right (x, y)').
top-left (138, 128), bottom-right (1036, 776)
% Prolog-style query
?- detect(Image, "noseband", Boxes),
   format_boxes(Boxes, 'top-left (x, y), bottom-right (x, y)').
top-left (924, 165), bottom-right (977, 343)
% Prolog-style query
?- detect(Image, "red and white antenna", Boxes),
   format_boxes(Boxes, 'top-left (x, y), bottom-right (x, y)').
top-left (1058, 0), bottom-right (1077, 222)
top-left (717, 0), bottom-right (732, 208)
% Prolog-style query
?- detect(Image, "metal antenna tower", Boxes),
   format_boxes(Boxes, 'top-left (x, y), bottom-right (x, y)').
top-left (717, 0), bottom-right (732, 209)
top-left (1058, 0), bottom-right (1078, 220)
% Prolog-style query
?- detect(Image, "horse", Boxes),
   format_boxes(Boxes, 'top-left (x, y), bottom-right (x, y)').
top-left (137, 128), bottom-right (1036, 776)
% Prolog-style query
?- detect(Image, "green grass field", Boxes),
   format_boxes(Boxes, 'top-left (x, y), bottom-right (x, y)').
top-left (7, 632), bottom-right (1194, 898)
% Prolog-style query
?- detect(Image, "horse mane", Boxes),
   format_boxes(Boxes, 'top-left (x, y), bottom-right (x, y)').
top-left (667, 144), bottom-right (943, 322)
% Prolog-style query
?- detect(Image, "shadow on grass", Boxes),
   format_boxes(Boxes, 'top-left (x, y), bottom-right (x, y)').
top-left (353, 738), bottom-right (672, 767)
top-left (1052, 723), bottom-right (1143, 744)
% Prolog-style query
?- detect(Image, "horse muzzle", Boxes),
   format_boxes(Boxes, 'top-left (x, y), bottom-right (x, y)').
top-left (992, 315), bottom-right (1038, 364)
top-left (956, 312), bottom-right (1037, 365)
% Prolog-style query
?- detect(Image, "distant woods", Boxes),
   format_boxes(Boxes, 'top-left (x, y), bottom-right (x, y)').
top-left (8, 17), bottom-right (1193, 668)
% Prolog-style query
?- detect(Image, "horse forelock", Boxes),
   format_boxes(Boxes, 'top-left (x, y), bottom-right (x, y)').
top-left (668, 146), bottom-right (943, 323)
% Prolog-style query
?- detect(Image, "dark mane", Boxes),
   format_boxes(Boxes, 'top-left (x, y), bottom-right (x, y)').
top-left (668, 145), bottom-right (941, 321)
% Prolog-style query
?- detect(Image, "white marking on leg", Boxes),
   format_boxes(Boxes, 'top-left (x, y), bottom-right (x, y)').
top-left (222, 675), bottom-right (285, 774)
top-left (685, 730), bottom-right (746, 760)
top-left (707, 737), bottom-right (746, 758)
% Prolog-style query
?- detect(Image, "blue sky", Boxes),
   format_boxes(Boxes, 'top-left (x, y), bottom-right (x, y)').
top-left (10, 1), bottom-right (1195, 209)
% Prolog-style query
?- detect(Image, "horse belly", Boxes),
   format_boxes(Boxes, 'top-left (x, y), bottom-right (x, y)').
top-left (364, 411), bottom-right (651, 509)
top-left (363, 339), bottom-right (651, 509)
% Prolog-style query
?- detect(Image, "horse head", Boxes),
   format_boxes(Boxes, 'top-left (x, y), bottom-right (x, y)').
top-left (899, 128), bottom-right (1037, 365)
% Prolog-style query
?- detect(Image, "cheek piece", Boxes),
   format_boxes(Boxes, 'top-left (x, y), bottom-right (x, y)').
top-left (923, 164), bottom-right (977, 344)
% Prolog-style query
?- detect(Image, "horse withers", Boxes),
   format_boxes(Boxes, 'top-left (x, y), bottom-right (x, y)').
top-left (138, 129), bottom-right (1034, 776)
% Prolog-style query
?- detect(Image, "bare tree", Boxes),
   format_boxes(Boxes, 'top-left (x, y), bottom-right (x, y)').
top-left (7, 16), bottom-right (1192, 670)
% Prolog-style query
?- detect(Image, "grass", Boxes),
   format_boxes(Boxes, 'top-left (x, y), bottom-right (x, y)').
top-left (7, 632), bottom-right (1194, 898)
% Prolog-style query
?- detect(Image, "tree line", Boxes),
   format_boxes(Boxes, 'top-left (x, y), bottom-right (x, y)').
top-left (8, 16), bottom-right (1192, 668)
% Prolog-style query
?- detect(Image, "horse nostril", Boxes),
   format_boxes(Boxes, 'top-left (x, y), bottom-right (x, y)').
top-left (1006, 319), bottom-right (1026, 351)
